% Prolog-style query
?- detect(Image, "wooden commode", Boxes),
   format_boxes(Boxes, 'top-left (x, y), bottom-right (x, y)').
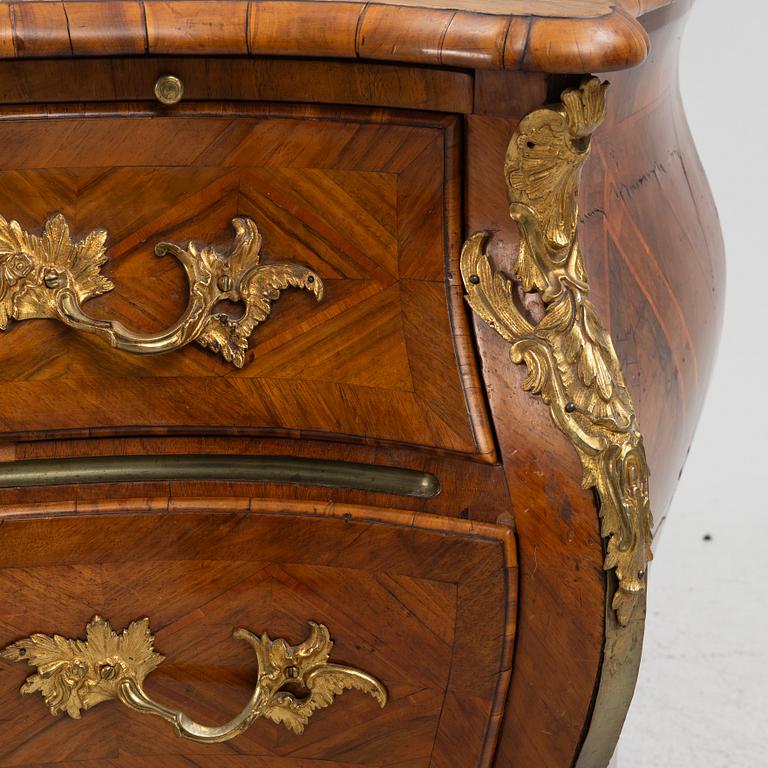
top-left (0, 2), bottom-right (723, 767)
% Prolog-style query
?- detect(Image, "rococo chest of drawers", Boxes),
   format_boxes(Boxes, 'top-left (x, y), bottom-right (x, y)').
top-left (0, 2), bottom-right (722, 767)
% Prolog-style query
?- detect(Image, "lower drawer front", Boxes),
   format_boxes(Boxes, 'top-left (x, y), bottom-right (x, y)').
top-left (0, 503), bottom-right (516, 767)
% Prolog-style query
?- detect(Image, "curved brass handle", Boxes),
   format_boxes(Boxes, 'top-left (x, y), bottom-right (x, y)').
top-left (1, 616), bottom-right (387, 742)
top-left (0, 214), bottom-right (324, 368)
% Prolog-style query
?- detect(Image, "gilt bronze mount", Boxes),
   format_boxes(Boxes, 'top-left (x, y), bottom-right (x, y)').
top-left (1, 616), bottom-right (387, 742)
top-left (460, 77), bottom-right (656, 766)
top-left (0, 214), bottom-right (324, 368)
top-left (460, 77), bottom-right (654, 628)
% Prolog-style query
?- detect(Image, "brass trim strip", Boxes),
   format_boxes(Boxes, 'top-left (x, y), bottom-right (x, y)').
top-left (575, 575), bottom-right (646, 768)
top-left (0, 455), bottom-right (440, 498)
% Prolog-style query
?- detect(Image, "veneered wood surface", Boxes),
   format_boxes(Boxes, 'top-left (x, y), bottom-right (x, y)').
top-left (0, 1), bottom-right (722, 766)
top-left (459, 4), bottom-right (720, 766)
top-left (0, 0), bottom-right (673, 72)
top-left (0, 57), bottom-right (474, 114)
top-left (584, 1), bottom-right (724, 524)
top-left (0, 104), bottom-right (494, 460)
top-left (464, 75), bottom-right (608, 768)
top-left (0, 433), bottom-right (514, 522)
top-left (0, 501), bottom-right (517, 767)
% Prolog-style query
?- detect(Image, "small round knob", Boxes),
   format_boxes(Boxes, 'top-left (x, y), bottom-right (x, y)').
top-left (154, 74), bottom-right (184, 106)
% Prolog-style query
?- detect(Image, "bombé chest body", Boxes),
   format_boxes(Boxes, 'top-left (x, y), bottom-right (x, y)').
top-left (0, 3), bottom-right (723, 768)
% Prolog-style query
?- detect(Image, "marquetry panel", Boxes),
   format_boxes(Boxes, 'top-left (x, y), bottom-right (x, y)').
top-left (0, 106), bottom-right (493, 457)
top-left (0, 501), bottom-right (517, 767)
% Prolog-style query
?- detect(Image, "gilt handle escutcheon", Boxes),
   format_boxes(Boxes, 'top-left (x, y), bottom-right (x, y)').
top-left (1, 616), bottom-right (387, 742)
top-left (0, 215), bottom-right (324, 368)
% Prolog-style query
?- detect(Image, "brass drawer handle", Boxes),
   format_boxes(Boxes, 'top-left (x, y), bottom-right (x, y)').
top-left (0, 214), bottom-right (323, 368)
top-left (1, 616), bottom-right (387, 742)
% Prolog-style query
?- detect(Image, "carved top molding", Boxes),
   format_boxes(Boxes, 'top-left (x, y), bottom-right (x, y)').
top-left (0, 1), bottom-right (669, 73)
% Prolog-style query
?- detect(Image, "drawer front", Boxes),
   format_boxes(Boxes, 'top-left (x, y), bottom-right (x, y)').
top-left (0, 105), bottom-right (492, 458)
top-left (0, 502), bottom-right (516, 767)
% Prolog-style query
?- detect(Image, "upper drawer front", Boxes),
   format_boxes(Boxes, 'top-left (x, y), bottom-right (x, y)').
top-left (0, 105), bottom-right (492, 457)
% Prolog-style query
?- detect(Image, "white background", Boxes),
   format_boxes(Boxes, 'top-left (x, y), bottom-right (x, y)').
top-left (618, 0), bottom-right (767, 765)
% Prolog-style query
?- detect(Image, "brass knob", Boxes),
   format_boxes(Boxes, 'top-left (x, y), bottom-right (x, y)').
top-left (154, 74), bottom-right (184, 105)
top-left (2, 616), bottom-right (387, 743)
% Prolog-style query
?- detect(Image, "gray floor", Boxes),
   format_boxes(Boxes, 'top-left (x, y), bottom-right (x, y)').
top-left (616, 1), bottom-right (766, 765)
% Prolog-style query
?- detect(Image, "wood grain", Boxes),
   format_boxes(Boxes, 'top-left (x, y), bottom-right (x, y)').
top-left (0, 104), bottom-right (494, 460)
top-left (460, 4), bottom-right (720, 765)
top-left (0, 57), bottom-right (473, 114)
top-left (0, 501), bottom-right (517, 768)
top-left (0, 0), bottom-right (671, 72)
top-left (0, 1), bottom-right (722, 766)
top-left (586, 0), bottom-right (724, 524)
